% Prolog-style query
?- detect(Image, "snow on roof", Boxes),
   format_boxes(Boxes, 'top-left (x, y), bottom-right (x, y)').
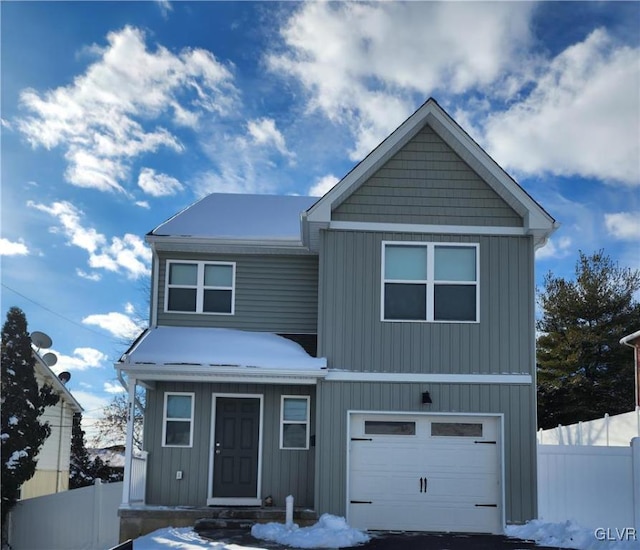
top-left (151, 193), bottom-right (318, 240)
top-left (122, 326), bottom-right (326, 370)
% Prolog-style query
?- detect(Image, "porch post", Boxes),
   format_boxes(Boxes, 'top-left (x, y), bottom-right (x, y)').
top-left (122, 375), bottom-right (136, 505)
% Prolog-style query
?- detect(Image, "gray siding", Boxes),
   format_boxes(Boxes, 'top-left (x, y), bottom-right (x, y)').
top-left (314, 381), bottom-right (537, 524)
top-left (144, 382), bottom-right (316, 507)
top-left (156, 252), bottom-right (318, 333)
top-left (332, 125), bottom-right (522, 227)
top-left (318, 231), bottom-right (535, 375)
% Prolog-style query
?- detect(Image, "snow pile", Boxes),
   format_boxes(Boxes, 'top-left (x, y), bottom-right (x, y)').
top-left (506, 520), bottom-right (640, 549)
top-left (251, 514), bottom-right (370, 548)
top-left (133, 526), bottom-right (265, 549)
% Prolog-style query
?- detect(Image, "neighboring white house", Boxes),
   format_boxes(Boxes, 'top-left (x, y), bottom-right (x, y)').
top-left (19, 348), bottom-right (83, 499)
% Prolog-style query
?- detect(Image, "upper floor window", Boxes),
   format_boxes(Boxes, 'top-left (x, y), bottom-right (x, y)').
top-left (382, 242), bottom-right (478, 323)
top-left (165, 260), bottom-right (235, 315)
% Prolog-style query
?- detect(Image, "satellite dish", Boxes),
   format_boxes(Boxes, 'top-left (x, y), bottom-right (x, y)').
top-left (58, 371), bottom-right (71, 385)
top-left (43, 352), bottom-right (58, 367)
top-left (31, 331), bottom-right (52, 350)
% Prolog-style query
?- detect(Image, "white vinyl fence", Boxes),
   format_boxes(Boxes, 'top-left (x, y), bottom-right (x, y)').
top-left (8, 480), bottom-right (122, 550)
top-left (538, 438), bottom-right (640, 531)
top-left (538, 407), bottom-right (640, 446)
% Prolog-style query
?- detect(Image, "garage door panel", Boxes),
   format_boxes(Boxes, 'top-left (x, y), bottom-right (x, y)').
top-left (348, 413), bottom-right (502, 534)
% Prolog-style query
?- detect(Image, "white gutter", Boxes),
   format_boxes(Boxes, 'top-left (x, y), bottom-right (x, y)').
top-left (620, 330), bottom-right (640, 347)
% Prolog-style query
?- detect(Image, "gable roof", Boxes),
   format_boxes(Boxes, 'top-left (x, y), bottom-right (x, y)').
top-left (304, 98), bottom-right (557, 247)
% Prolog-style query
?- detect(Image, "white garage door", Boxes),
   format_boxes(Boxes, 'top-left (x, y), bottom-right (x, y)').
top-left (348, 413), bottom-right (502, 534)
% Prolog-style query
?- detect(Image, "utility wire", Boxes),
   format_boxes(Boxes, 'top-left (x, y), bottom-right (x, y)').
top-left (1, 282), bottom-right (108, 339)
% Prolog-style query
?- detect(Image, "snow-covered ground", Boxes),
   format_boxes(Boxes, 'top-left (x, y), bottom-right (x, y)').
top-left (133, 517), bottom-right (640, 550)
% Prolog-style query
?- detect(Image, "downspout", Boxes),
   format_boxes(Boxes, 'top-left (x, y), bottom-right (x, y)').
top-left (620, 335), bottom-right (640, 408)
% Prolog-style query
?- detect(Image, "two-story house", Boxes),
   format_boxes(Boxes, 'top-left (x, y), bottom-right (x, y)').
top-left (116, 98), bottom-right (557, 539)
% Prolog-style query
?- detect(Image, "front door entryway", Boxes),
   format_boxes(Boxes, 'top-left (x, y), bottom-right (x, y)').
top-left (208, 394), bottom-right (263, 505)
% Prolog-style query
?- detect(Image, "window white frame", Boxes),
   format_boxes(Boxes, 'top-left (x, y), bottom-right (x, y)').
top-left (162, 392), bottom-right (195, 448)
top-left (279, 395), bottom-right (310, 450)
top-left (381, 241), bottom-right (479, 323)
top-left (165, 260), bottom-right (235, 315)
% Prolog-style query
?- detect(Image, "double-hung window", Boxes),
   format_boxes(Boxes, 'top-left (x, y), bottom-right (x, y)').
top-left (382, 242), bottom-right (478, 322)
top-left (280, 396), bottom-right (310, 450)
top-left (165, 260), bottom-right (235, 314)
top-left (163, 392), bottom-right (194, 447)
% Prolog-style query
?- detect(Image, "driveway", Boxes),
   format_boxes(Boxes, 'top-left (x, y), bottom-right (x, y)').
top-left (199, 528), bottom-right (567, 549)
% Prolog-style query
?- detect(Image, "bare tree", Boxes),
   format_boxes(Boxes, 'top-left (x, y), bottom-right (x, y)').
top-left (92, 389), bottom-right (145, 450)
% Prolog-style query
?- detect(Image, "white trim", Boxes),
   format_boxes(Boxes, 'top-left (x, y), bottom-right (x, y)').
top-left (207, 393), bottom-right (264, 505)
top-left (122, 376), bottom-right (136, 505)
top-left (164, 260), bottom-right (236, 315)
top-left (116, 364), bottom-right (326, 385)
top-left (162, 392), bottom-right (195, 448)
top-left (345, 410), bottom-right (505, 533)
top-left (331, 220), bottom-right (526, 236)
top-left (151, 243), bottom-right (159, 327)
top-left (326, 372), bottom-right (532, 384)
top-left (280, 395), bottom-right (310, 450)
top-left (381, 241), bottom-right (479, 323)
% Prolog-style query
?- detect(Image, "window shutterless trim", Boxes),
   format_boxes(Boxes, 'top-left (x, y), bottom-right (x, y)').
top-left (162, 391), bottom-right (195, 448)
top-left (380, 241), bottom-right (479, 323)
top-left (279, 395), bottom-right (310, 450)
top-left (164, 260), bottom-right (235, 315)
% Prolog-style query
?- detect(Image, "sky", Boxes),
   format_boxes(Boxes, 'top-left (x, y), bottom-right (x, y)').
top-left (1, 1), bottom-right (639, 441)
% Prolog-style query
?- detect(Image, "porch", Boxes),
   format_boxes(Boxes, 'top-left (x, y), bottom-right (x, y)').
top-left (118, 504), bottom-right (319, 542)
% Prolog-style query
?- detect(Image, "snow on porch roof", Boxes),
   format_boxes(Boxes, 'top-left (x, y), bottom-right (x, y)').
top-left (120, 326), bottom-right (327, 370)
top-left (150, 193), bottom-right (318, 240)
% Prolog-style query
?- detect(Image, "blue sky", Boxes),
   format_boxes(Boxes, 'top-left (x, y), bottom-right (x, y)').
top-left (1, 1), bottom-right (639, 440)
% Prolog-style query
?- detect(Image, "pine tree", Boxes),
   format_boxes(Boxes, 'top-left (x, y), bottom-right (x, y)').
top-left (69, 413), bottom-right (95, 489)
top-left (1, 307), bottom-right (59, 526)
top-left (537, 251), bottom-right (640, 429)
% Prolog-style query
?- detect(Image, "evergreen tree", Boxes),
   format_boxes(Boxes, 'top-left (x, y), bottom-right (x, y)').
top-left (537, 251), bottom-right (640, 429)
top-left (69, 413), bottom-right (95, 489)
top-left (1, 307), bottom-right (59, 526)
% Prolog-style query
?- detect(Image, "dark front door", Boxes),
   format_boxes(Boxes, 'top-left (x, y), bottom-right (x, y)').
top-left (212, 397), bottom-right (260, 498)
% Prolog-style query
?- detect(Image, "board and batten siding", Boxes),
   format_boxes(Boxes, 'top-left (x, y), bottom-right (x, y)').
top-left (156, 252), bottom-right (318, 334)
top-left (318, 231), bottom-right (535, 375)
top-left (314, 381), bottom-right (537, 524)
top-left (144, 382), bottom-right (315, 508)
top-left (332, 124), bottom-right (523, 228)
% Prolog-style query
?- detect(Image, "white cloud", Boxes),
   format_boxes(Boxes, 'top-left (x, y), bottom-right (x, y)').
top-left (604, 212), bottom-right (640, 240)
top-left (156, 0), bottom-right (172, 19)
top-left (536, 236), bottom-right (573, 260)
top-left (82, 311), bottom-right (144, 340)
top-left (104, 381), bottom-right (126, 394)
top-left (308, 174), bottom-right (339, 197)
top-left (76, 269), bottom-right (102, 281)
top-left (0, 238), bottom-right (29, 256)
top-left (50, 347), bottom-right (108, 372)
top-left (137, 167), bottom-right (184, 197)
top-left (483, 29), bottom-right (640, 186)
top-left (268, 2), bottom-right (534, 160)
top-left (135, 200), bottom-right (150, 209)
top-left (247, 117), bottom-right (295, 161)
top-left (28, 200), bottom-right (151, 279)
top-left (16, 26), bottom-right (237, 193)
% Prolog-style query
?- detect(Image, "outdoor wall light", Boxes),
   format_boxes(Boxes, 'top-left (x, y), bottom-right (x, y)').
top-left (422, 391), bottom-right (432, 404)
